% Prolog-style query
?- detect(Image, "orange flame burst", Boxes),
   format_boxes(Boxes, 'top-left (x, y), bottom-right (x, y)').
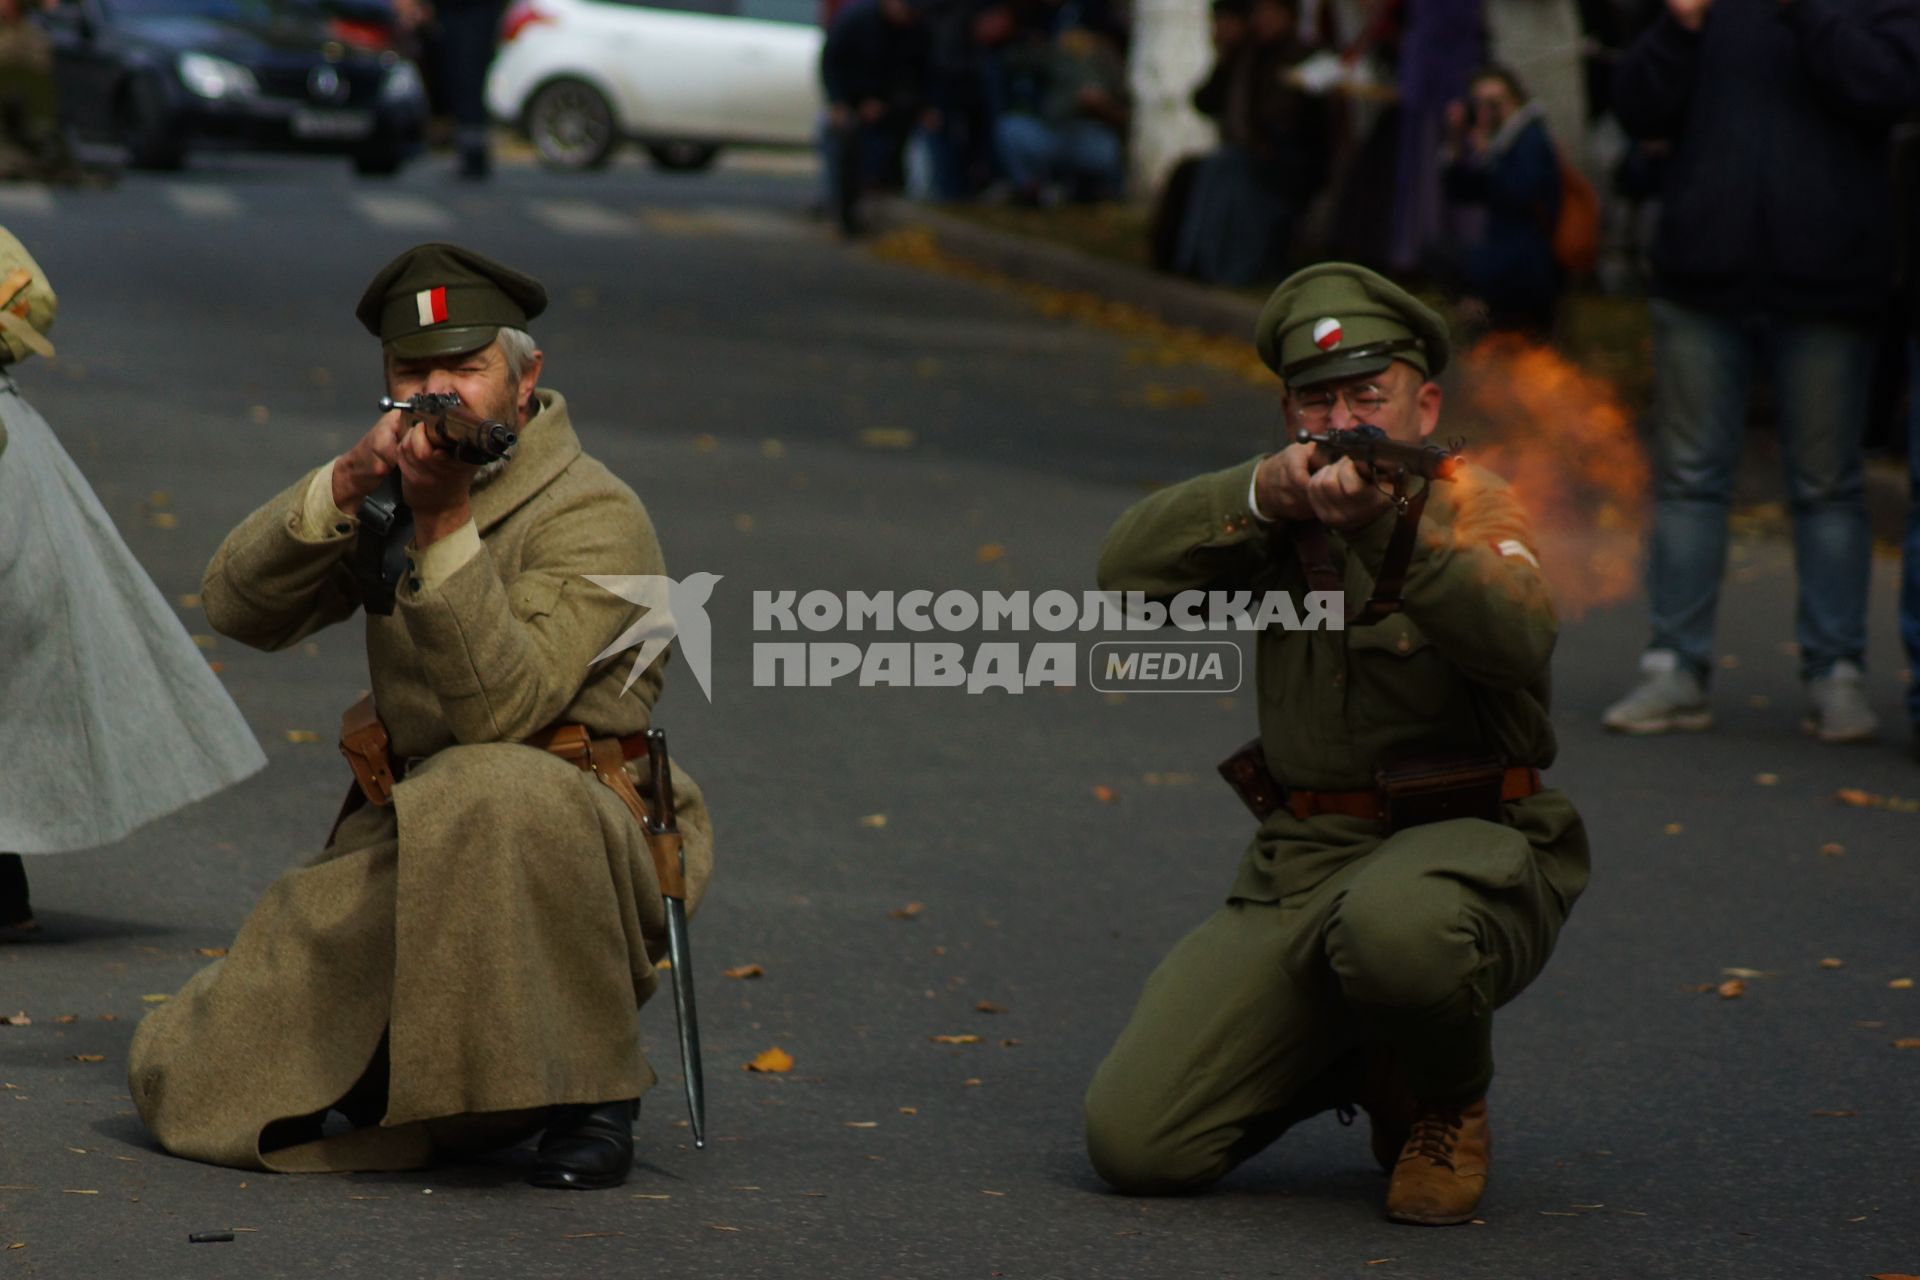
top-left (1456, 335), bottom-right (1650, 618)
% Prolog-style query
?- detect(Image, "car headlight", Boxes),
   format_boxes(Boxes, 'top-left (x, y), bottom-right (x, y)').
top-left (380, 61), bottom-right (423, 105)
top-left (177, 52), bottom-right (258, 100)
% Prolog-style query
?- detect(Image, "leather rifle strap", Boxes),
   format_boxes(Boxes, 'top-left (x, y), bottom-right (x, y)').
top-left (1288, 520), bottom-right (1344, 595)
top-left (1353, 482), bottom-right (1431, 625)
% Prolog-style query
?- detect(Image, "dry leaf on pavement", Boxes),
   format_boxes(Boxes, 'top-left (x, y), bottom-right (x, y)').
top-left (844, 1121), bottom-right (878, 1129)
top-left (1809, 1109), bottom-right (1857, 1117)
top-left (888, 902), bottom-right (926, 920)
top-left (1092, 785), bottom-right (1117, 804)
top-left (1894, 1038), bottom-right (1920, 1050)
top-left (1820, 958), bottom-right (1844, 969)
top-left (1820, 842), bottom-right (1846, 857)
top-left (1890, 978), bottom-right (1914, 990)
top-left (140, 994), bottom-right (169, 1004)
top-left (857, 814), bottom-right (888, 829)
top-left (1716, 979), bottom-right (1746, 1000)
top-left (744, 1047), bottom-right (794, 1074)
top-left (1663, 823), bottom-right (1683, 835)
top-left (283, 730), bottom-right (320, 744)
top-left (53, 1015), bottom-right (76, 1025)
top-left (931, 1034), bottom-right (981, 1045)
top-left (975, 543), bottom-right (1006, 563)
top-left (974, 1001), bottom-right (1007, 1015)
top-left (1, 1013), bottom-right (30, 1026)
top-left (1754, 772), bottom-right (1779, 786)
top-left (196, 948), bottom-right (228, 958)
top-left (724, 965), bottom-right (766, 980)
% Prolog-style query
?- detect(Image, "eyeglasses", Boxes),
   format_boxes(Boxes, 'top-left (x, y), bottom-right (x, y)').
top-left (1291, 383), bottom-right (1393, 425)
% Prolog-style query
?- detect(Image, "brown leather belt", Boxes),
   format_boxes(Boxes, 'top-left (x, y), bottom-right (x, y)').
top-left (1286, 766), bottom-right (1542, 823)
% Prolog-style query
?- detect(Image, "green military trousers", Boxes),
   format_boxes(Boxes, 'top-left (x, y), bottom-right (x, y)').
top-left (1084, 800), bottom-right (1588, 1196)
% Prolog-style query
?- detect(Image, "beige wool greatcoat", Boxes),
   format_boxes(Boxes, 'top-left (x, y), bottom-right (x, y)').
top-left (128, 389), bottom-right (713, 1173)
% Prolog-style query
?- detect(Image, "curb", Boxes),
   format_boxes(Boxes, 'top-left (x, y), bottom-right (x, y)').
top-left (876, 199), bottom-right (1262, 343)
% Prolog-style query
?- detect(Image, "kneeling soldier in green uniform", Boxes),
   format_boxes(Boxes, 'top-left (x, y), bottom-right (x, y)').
top-left (1083, 263), bottom-right (1589, 1225)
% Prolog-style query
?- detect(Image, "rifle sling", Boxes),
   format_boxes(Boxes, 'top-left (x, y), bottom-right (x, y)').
top-left (351, 472), bottom-right (413, 617)
top-left (1287, 479), bottom-right (1431, 626)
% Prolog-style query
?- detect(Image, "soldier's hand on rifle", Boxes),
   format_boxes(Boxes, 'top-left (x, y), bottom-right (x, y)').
top-left (1253, 442), bottom-right (1322, 522)
top-left (330, 407), bottom-right (409, 513)
top-left (1306, 456), bottom-right (1392, 531)
top-left (396, 415), bottom-right (479, 547)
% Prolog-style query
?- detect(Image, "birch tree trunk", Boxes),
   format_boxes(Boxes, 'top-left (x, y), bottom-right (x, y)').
top-left (1126, 0), bottom-right (1214, 194)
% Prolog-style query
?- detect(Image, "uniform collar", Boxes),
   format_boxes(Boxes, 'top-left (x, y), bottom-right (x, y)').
top-left (471, 387), bottom-right (580, 534)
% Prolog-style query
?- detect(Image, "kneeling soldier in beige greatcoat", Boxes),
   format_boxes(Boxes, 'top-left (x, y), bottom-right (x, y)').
top-left (1084, 263), bottom-right (1589, 1225)
top-left (129, 243), bottom-right (713, 1191)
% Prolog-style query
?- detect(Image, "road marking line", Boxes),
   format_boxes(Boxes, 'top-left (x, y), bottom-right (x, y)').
top-left (352, 192), bottom-right (453, 231)
top-left (164, 184), bottom-right (242, 219)
top-left (527, 199), bottom-right (638, 237)
top-left (0, 186), bottom-right (54, 215)
top-left (694, 206), bottom-right (809, 239)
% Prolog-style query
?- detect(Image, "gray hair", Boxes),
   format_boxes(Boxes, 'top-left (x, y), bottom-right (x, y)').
top-left (496, 327), bottom-right (537, 383)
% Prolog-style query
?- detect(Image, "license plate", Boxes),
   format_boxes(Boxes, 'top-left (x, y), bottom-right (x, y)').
top-left (292, 109), bottom-right (373, 141)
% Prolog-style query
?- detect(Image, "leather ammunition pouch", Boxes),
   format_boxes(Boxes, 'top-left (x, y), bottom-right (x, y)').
top-left (339, 693), bottom-right (397, 807)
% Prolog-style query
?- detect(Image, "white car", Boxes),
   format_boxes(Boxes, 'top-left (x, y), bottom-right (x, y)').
top-left (487, 0), bottom-right (823, 171)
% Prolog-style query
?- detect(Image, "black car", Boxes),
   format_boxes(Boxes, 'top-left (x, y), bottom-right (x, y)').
top-left (39, 0), bottom-right (427, 173)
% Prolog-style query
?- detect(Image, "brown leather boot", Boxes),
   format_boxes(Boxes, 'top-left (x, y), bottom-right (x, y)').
top-left (1384, 1096), bottom-right (1490, 1225)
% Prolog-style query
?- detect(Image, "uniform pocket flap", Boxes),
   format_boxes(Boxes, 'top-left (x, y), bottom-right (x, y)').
top-left (1345, 614), bottom-right (1430, 658)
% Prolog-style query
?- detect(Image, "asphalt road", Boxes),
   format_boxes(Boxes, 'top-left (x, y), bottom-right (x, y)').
top-left (2, 149), bottom-right (1917, 1280)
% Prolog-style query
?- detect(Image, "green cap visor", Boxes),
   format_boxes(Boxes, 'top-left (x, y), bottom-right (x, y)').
top-left (1280, 337), bottom-right (1425, 389)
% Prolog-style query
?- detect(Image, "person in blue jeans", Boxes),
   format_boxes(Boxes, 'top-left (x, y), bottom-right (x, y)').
top-left (993, 25), bottom-right (1129, 203)
top-left (1601, 0), bottom-right (1920, 742)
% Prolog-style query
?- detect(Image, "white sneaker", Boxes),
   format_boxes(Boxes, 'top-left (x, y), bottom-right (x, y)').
top-left (1802, 660), bottom-right (1878, 743)
top-left (1601, 650), bottom-right (1713, 734)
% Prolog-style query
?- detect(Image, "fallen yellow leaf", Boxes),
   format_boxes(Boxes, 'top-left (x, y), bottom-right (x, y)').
top-left (844, 1121), bottom-right (879, 1129)
top-left (1820, 842), bottom-right (1846, 857)
top-left (744, 1047), bottom-right (794, 1074)
top-left (930, 1034), bottom-right (981, 1045)
top-left (140, 994), bottom-right (168, 1004)
top-left (196, 948), bottom-right (228, 958)
top-left (149, 512), bottom-right (178, 529)
top-left (724, 964), bottom-right (765, 980)
top-left (857, 814), bottom-right (888, 829)
top-left (190, 634), bottom-right (217, 650)
top-left (1092, 785), bottom-right (1117, 804)
top-left (962, 1077), bottom-right (982, 1087)
top-left (0, 1013), bottom-right (28, 1027)
top-left (898, 1107), bottom-right (918, 1115)
top-left (176, 593), bottom-right (201, 609)
top-left (760, 439), bottom-right (785, 459)
top-left (888, 902), bottom-right (925, 920)
top-left (1754, 772), bottom-right (1779, 786)
top-left (53, 1015), bottom-right (76, 1025)
top-left (1663, 823), bottom-right (1684, 835)
top-left (974, 1000), bottom-right (1007, 1014)
top-left (1890, 978), bottom-right (1914, 990)
top-left (1892, 1038), bottom-right (1920, 1050)
top-left (1809, 1109), bottom-right (1857, 1117)
top-left (283, 730), bottom-right (320, 744)
top-left (1716, 979), bottom-right (1746, 1000)
top-left (1820, 958), bottom-right (1844, 969)
top-left (975, 543), bottom-right (1006, 563)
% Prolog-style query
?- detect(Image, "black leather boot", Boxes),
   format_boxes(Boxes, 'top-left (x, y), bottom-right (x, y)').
top-left (528, 1099), bottom-right (638, 1190)
top-left (0, 854), bottom-right (35, 931)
